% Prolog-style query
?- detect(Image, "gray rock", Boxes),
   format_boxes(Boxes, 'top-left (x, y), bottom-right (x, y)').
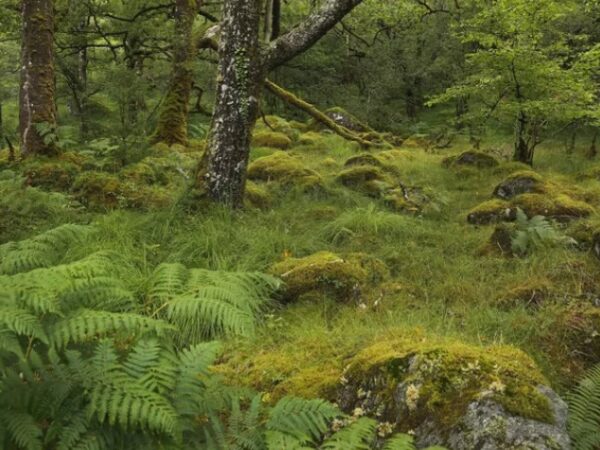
top-left (494, 174), bottom-right (542, 199)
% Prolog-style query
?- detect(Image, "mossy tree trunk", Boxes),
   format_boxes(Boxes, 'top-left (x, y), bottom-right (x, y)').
top-left (19, 0), bottom-right (58, 157)
top-left (513, 110), bottom-right (535, 165)
top-left (152, 0), bottom-right (198, 146)
top-left (197, 0), bottom-right (365, 207)
top-left (198, 0), bottom-right (264, 207)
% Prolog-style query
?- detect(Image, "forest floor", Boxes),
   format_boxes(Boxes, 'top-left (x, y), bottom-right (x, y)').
top-left (2, 116), bottom-right (600, 403)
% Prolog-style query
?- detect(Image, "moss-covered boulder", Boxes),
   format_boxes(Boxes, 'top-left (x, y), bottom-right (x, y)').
top-left (344, 153), bottom-right (384, 168)
top-left (245, 181), bottom-right (271, 209)
top-left (252, 130), bottom-right (293, 150)
top-left (269, 251), bottom-right (387, 302)
top-left (467, 199), bottom-right (515, 225)
top-left (339, 337), bottom-right (569, 449)
top-left (493, 171), bottom-right (545, 199)
top-left (296, 131), bottom-right (324, 147)
top-left (22, 159), bottom-right (80, 191)
top-left (513, 193), bottom-right (594, 221)
top-left (247, 152), bottom-right (323, 192)
top-left (442, 151), bottom-right (499, 169)
top-left (337, 165), bottom-right (394, 197)
top-left (72, 171), bottom-right (122, 209)
top-left (384, 187), bottom-right (431, 214)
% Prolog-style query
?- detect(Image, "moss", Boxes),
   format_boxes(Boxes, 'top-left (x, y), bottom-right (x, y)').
top-left (119, 183), bottom-right (173, 210)
top-left (493, 170), bottom-right (546, 199)
top-left (247, 152), bottom-right (324, 192)
top-left (377, 149), bottom-right (415, 163)
top-left (344, 153), bottom-right (384, 168)
top-left (72, 171), bottom-right (122, 209)
top-left (252, 130), bottom-right (293, 150)
top-left (513, 193), bottom-right (594, 219)
top-left (384, 187), bottom-right (431, 214)
top-left (22, 158), bottom-right (80, 191)
top-left (345, 336), bottom-right (553, 428)
top-left (245, 181), bottom-right (271, 209)
top-left (297, 131), bottom-right (324, 147)
top-left (498, 278), bottom-right (554, 309)
top-left (467, 199), bottom-right (513, 225)
top-left (402, 135), bottom-right (430, 149)
top-left (269, 251), bottom-right (368, 302)
top-left (493, 161), bottom-right (532, 176)
top-left (442, 151), bottom-right (499, 169)
top-left (337, 165), bottom-right (394, 197)
top-left (307, 106), bottom-right (374, 133)
top-left (120, 162), bottom-right (158, 185)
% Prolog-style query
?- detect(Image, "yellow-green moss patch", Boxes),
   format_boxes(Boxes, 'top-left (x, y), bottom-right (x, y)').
top-left (337, 165), bottom-right (394, 197)
top-left (467, 199), bottom-right (513, 225)
top-left (247, 152), bottom-right (324, 192)
top-left (252, 131), bottom-right (293, 150)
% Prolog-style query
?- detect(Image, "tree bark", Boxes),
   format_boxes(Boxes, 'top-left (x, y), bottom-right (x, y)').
top-left (197, 0), bottom-right (365, 207)
top-left (19, 0), bottom-right (58, 157)
top-left (197, 0), bottom-right (264, 207)
top-left (152, 0), bottom-right (198, 146)
top-left (513, 110), bottom-right (534, 165)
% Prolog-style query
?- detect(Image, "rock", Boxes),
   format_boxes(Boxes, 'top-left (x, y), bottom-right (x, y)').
top-left (247, 152), bottom-right (323, 192)
top-left (493, 171), bottom-right (545, 200)
top-left (487, 223), bottom-right (514, 255)
top-left (467, 199), bottom-right (515, 225)
top-left (269, 251), bottom-right (387, 302)
top-left (344, 153), bottom-right (384, 168)
top-left (297, 131), bottom-right (324, 147)
top-left (338, 338), bottom-right (570, 450)
top-left (337, 165), bottom-right (394, 197)
top-left (384, 187), bottom-right (431, 214)
top-left (513, 193), bottom-right (594, 222)
top-left (252, 130), bottom-right (293, 150)
top-left (442, 151), bottom-right (499, 168)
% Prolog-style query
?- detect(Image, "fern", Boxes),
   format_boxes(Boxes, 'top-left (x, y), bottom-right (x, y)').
top-left (511, 208), bottom-right (575, 255)
top-left (568, 363), bottom-right (600, 450)
top-left (148, 263), bottom-right (280, 342)
top-left (0, 224), bottom-right (93, 275)
top-left (320, 417), bottom-right (377, 450)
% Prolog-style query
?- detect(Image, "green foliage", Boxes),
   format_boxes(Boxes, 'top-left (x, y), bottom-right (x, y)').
top-left (568, 363), bottom-right (600, 450)
top-left (147, 263), bottom-right (281, 343)
top-left (510, 208), bottom-right (576, 255)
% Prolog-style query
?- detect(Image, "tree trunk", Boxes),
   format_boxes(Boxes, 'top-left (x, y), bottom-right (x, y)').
top-left (152, 0), bottom-right (198, 146)
top-left (19, 0), bottom-right (58, 157)
top-left (197, 0), bottom-right (264, 207)
top-left (513, 110), bottom-right (533, 165)
top-left (587, 130), bottom-right (598, 159)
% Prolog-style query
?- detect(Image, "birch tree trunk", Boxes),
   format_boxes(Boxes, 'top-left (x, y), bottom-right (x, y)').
top-left (197, 0), bottom-right (365, 207)
top-left (19, 0), bottom-right (57, 156)
top-left (153, 0), bottom-right (198, 146)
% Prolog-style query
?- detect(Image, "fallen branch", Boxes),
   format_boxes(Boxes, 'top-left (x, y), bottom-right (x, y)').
top-left (264, 79), bottom-right (388, 148)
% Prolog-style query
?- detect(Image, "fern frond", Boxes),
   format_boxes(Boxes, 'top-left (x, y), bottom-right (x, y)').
top-left (50, 310), bottom-right (170, 348)
top-left (268, 397), bottom-right (340, 444)
top-left (320, 417), bottom-right (377, 450)
top-left (382, 434), bottom-right (415, 450)
top-left (569, 363), bottom-right (600, 450)
top-left (0, 306), bottom-right (47, 342)
top-left (0, 411), bottom-right (43, 450)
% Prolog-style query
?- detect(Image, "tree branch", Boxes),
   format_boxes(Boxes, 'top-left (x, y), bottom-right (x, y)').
top-left (264, 0), bottom-right (365, 70)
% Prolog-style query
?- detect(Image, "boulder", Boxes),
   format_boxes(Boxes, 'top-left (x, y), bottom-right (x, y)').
top-left (493, 171), bottom-right (545, 200)
top-left (269, 251), bottom-right (387, 302)
top-left (247, 152), bottom-right (323, 192)
top-left (252, 130), bottom-right (293, 150)
top-left (442, 151), bottom-right (499, 169)
top-left (338, 338), bottom-right (570, 449)
top-left (344, 153), bottom-right (384, 168)
top-left (467, 199), bottom-right (515, 225)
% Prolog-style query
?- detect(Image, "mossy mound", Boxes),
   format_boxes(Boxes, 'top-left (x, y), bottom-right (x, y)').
top-left (245, 181), bottom-right (271, 209)
top-left (247, 152), bottom-right (323, 192)
top-left (72, 171), bottom-right (122, 209)
top-left (119, 162), bottom-right (158, 185)
top-left (493, 170), bottom-right (545, 199)
top-left (337, 165), bottom-right (394, 197)
top-left (402, 134), bottom-right (431, 149)
top-left (344, 153), bottom-right (384, 168)
top-left (442, 151), bottom-right (499, 169)
top-left (254, 116), bottom-right (298, 141)
top-left (269, 251), bottom-right (387, 302)
top-left (22, 158), bottom-right (80, 191)
top-left (497, 278), bottom-right (554, 309)
top-left (467, 199), bottom-right (514, 225)
top-left (377, 149), bottom-right (415, 163)
top-left (252, 130), bottom-right (293, 150)
top-left (469, 171), bottom-right (594, 224)
top-left (296, 131), bottom-right (324, 147)
top-left (492, 161), bottom-right (532, 176)
top-left (384, 187), bottom-right (431, 214)
top-left (340, 336), bottom-right (554, 431)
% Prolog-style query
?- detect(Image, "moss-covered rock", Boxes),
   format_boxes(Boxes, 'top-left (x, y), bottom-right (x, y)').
top-left (384, 187), bottom-right (431, 214)
top-left (467, 199), bottom-right (515, 225)
top-left (319, 106), bottom-right (373, 133)
top-left (337, 165), bottom-right (394, 197)
top-left (120, 162), bottom-right (158, 185)
top-left (402, 134), bottom-right (431, 149)
top-left (339, 337), bottom-right (567, 448)
top-left (22, 158), bottom-right (80, 191)
top-left (245, 181), bottom-right (271, 209)
top-left (269, 251), bottom-right (387, 302)
top-left (513, 193), bottom-right (594, 220)
top-left (296, 131), bottom-right (324, 147)
top-left (498, 278), bottom-right (554, 309)
top-left (493, 171), bottom-right (545, 199)
top-left (247, 152), bottom-right (323, 192)
top-left (72, 171), bottom-right (122, 209)
top-left (344, 153), bottom-right (384, 168)
top-left (442, 151), bottom-right (499, 169)
top-left (252, 130), bottom-right (293, 150)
